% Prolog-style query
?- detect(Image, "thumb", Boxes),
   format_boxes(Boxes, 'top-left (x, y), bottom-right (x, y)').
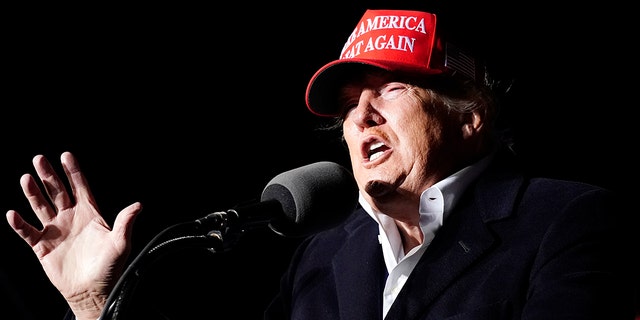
top-left (111, 202), bottom-right (143, 248)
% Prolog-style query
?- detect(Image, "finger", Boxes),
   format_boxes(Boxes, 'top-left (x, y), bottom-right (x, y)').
top-left (32, 154), bottom-right (73, 212)
top-left (20, 173), bottom-right (58, 224)
top-left (112, 202), bottom-right (143, 249)
top-left (6, 210), bottom-right (43, 248)
top-left (60, 151), bottom-right (95, 204)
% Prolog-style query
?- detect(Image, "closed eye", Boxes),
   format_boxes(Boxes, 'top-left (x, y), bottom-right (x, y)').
top-left (378, 82), bottom-right (410, 101)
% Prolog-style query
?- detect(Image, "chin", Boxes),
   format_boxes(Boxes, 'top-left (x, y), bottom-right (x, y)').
top-left (363, 179), bottom-right (397, 198)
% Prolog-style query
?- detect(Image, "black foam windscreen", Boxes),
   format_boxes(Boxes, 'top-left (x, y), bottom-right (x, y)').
top-left (261, 161), bottom-right (358, 237)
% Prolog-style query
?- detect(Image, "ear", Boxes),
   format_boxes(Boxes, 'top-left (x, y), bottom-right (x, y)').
top-left (461, 110), bottom-right (484, 139)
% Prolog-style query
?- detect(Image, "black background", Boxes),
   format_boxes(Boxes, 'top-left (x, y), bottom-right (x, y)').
top-left (1, 1), bottom-right (637, 319)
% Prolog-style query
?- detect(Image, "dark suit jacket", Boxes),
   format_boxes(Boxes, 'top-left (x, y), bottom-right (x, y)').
top-left (264, 150), bottom-right (637, 319)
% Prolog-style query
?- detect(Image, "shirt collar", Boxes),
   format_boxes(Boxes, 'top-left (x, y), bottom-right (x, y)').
top-left (433, 151), bottom-right (494, 221)
top-left (360, 152), bottom-right (494, 220)
top-left (360, 151), bottom-right (495, 262)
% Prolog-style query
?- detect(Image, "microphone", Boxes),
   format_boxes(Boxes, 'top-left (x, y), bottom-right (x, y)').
top-left (100, 161), bottom-right (359, 320)
top-left (197, 161), bottom-right (359, 237)
top-left (261, 160), bottom-right (359, 237)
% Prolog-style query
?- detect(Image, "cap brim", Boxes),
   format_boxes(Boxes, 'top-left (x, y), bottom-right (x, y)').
top-left (305, 59), bottom-right (443, 117)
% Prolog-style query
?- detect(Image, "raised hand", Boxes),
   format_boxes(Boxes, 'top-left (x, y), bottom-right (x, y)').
top-left (6, 151), bottom-right (142, 320)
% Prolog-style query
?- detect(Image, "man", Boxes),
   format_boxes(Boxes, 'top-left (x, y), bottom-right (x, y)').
top-left (263, 8), bottom-right (637, 319)
top-left (6, 8), bottom-right (637, 320)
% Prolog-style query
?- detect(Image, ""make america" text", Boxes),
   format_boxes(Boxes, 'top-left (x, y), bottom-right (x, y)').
top-left (340, 14), bottom-right (428, 59)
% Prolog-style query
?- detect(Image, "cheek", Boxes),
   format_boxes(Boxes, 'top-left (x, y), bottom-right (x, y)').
top-left (396, 111), bottom-right (432, 136)
top-left (398, 115), bottom-right (443, 152)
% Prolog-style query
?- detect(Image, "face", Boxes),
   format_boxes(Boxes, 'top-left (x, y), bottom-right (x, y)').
top-left (340, 72), bottom-right (470, 213)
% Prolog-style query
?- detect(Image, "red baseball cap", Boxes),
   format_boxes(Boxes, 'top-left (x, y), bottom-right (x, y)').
top-left (305, 9), bottom-right (481, 117)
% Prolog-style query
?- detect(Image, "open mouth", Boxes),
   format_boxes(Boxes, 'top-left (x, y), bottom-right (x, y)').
top-left (366, 141), bottom-right (389, 161)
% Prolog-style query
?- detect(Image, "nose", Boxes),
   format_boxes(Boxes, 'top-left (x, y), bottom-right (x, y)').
top-left (349, 89), bottom-right (384, 129)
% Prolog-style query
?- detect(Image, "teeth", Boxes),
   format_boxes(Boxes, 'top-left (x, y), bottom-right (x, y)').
top-left (368, 141), bottom-right (385, 161)
top-left (369, 141), bottom-right (384, 151)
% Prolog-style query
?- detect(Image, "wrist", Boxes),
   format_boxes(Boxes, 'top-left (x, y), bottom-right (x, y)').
top-left (66, 291), bottom-right (107, 320)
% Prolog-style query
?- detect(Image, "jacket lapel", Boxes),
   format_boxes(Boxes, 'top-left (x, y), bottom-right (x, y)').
top-left (385, 156), bottom-right (524, 320)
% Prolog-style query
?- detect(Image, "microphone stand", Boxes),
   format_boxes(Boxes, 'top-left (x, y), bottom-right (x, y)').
top-left (99, 210), bottom-right (247, 320)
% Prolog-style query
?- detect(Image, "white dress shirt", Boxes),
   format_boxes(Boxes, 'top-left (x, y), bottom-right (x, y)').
top-left (359, 154), bottom-right (493, 319)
